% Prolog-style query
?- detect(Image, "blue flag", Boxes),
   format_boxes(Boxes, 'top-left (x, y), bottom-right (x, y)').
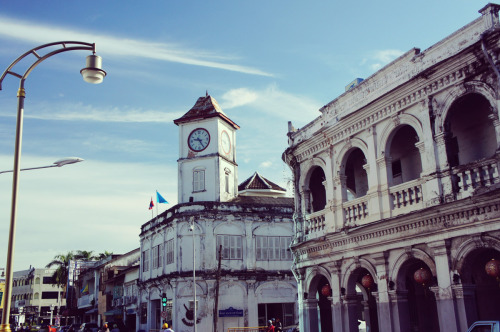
top-left (156, 191), bottom-right (168, 204)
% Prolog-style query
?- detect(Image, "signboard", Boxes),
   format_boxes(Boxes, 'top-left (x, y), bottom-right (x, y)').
top-left (219, 307), bottom-right (243, 317)
top-left (161, 311), bottom-right (168, 319)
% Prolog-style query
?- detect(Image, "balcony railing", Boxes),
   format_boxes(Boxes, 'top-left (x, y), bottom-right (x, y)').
top-left (77, 293), bottom-right (94, 308)
top-left (343, 197), bottom-right (369, 225)
top-left (389, 179), bottom-right (424, 215)
top-left (453, 157), bottom-right (500, 195)
top-left (305, 210), bottom-right (326, 236)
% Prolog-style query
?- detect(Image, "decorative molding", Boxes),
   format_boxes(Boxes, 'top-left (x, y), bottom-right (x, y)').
top-left (294, 60), bottom-right (487, 163)
top-left (293, 200), bottom-right (500, 261)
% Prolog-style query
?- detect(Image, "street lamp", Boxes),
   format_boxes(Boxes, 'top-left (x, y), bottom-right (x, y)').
top-left (0, 157), bottom-right (84, 174)
top-left (0, 41), bottom-right (105, 332)
top-left (190, 217), bottom-right (197, 332)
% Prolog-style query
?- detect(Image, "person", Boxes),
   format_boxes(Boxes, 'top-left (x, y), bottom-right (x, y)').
top-left (161, 323), bottom-right (173, 332)
top-left (275, 318), bottom-right (283, 332)
top-left (101, 324), bottom-right (110, 332)
top-left (266, 320), bottom-right (275, 332)
top-left (110, 324), bottom-right (120, 332)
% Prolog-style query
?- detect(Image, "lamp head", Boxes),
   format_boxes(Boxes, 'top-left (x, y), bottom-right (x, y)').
top-left (53, 157), bottom-right (84, 167)
top-left (81, 54), bottom-right (106, 84)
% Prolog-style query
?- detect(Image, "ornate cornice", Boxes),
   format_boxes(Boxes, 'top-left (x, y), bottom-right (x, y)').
top-left (294, 58), bottom-right (489, 163)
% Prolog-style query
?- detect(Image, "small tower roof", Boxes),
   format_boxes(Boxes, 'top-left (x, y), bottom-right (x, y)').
top-left (173, 94), bottom-right (239, 129)
top-left (238, 172), bottom-right (287, 197)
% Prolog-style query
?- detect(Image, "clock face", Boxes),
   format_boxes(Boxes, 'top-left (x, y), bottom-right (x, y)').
top-left (221, 130), bottom-right (231, 155)
top-left (188, 128), bottom-right (210, 152)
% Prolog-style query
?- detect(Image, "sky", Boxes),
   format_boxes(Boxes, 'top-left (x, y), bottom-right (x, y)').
top-left (0, 1), bottom-right (484, 271)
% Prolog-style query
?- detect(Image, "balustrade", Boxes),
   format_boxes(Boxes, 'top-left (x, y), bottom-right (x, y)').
top-left (343, 198), bottom-right (369, 225)
top-left (453, 158), bottom-right (499, 193)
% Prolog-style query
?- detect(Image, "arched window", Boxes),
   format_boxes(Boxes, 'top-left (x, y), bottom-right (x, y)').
top-left (445, 93), bottom-right (496, 166)
top-left (387, 125), bottom-right (422, 186)
top-left (344, 148), bottom-right (368, 200)
top-left (309, 167), bottom-right (326, 212)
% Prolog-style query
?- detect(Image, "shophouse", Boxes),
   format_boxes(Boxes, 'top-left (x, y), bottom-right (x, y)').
top-left (283, 4), bottom-right (500, 332)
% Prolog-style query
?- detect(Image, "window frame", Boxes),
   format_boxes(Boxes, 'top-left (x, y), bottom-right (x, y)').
top-left (216, 234), bottom-right (243, 260)
top-left (256, 236), bottom-right (292, 261)
top-left (193, 169), bottom-right (205, 192)
top-left (166, 239), bottom-right (174, 265)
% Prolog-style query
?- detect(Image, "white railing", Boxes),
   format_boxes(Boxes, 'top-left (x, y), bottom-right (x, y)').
top-left (343, 197), bottom-right (369, 225)
top-left (77, 293), bottom-right (94, 308)
top-left (305, 210), bottom-right (326, 236)
top-left (453, 158), bottom-right (500, 194)
top-left (389, 179), bottom-right (423, 212)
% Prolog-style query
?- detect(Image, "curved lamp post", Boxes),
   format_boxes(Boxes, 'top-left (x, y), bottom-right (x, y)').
top-left (0, 41), bottom-right (105, 332)
top-left (0, 157), bottom-right (84, 174)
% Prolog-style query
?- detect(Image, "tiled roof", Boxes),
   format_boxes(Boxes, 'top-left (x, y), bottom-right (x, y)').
top-left (173, 94), bottom-right (239, 129)
top-left (238, 172), bottom-right (286, 192)
top-left (228, 195), bottom-right (293, 206)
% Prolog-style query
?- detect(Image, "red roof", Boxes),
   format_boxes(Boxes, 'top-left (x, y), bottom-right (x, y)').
top-left (173, 94), bottom-right (239, 129)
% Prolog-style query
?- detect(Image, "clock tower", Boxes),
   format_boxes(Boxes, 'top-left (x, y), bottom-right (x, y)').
top-left (173, 94), bottom-right (240, 203)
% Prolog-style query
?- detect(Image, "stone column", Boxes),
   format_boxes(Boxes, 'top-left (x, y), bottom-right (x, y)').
top-left (246, 281), bottom-right (258, 327)
top-left (428, 240), bottom-right (460, 332)
top-left (488, 113), bottom-right (500, 151)
top-left (376, 156), bottom-right (392, 219)
top-left (452, 284), bottom-right (478, 331)
top-left (333, 175), bottom-right (347, 230)
top-left (388, 290), bottom-right (410, 332)
top-left (328, 261), bottom-right (345, 332)
top-left (303, 299), bottom-right (320, 332)
top-left (372, 252), bottom-right (393, 332)
top-left (342, 294), bottom-right (359, 332)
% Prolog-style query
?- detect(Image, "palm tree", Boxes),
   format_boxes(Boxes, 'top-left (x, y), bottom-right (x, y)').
top-left (74, 250), bottom-right (96, 261)
top-left (45, 251), bottom-right (74, 289)
top-left (96, 251), bottom-right (113, 260)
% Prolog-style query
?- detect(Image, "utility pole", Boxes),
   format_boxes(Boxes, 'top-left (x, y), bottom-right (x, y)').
top-left (213, 245), bottom-right (222, 332)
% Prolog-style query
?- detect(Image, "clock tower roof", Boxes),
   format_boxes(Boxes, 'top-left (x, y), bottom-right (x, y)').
top-left (173, 94), bottom-right (240, 129)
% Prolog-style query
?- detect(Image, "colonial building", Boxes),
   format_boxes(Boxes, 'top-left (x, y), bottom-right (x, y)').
top-left (283, 4), bottom-right (500, 332)
top-left (138, 95), bottom-right (297, 332)
top-left (10, 268), bottom-right (66, 326)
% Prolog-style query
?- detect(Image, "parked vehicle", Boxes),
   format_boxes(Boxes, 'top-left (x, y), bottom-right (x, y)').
top-left (78, 323), bottom-right (99, 332)
top-left (48, 325), bottom-right (57, 332)
top-left (467, 321), bottom-right (500, 332)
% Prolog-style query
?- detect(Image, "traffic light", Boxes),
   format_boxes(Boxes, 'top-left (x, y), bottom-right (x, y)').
top-left (161, 293), bottom-right (167, 307)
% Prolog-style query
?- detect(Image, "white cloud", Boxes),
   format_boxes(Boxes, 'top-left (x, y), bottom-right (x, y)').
top-left (0, 154), bottom-right (177, 270)
top-left (0, 100), bottom-right (184, 123)
top-left (0, 16), bottom-right (273, 77)
top-left (220, 84), bottom-right (322, 127)
top-left (259, 161), bottom-right (273, 168)
top-left (362, 49), bottom-right (404, 72)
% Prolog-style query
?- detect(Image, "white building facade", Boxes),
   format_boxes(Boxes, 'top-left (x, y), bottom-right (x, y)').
top-left (138, 95), bottom-right (298, 332)
top-left (283, 4), bottom-right (500, 332)
top-left (11, 268), bottom-right (66, 325)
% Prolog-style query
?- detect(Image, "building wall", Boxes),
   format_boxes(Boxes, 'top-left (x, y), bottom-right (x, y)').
top-left (139, 201), bottom-right (298, 332)
top-left (283, 4), bottom-right (500, 332)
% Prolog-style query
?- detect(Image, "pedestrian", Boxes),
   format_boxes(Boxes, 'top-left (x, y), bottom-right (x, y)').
top-left (275, 318), bottom-right (283, 332)
top-left (266, 320), bottom-right (275, 332)
top-left (110, 324), bottom-right (119, 332)
top-left (101, 324), bottom-right (110, 332)
top-left (161, 323), bottom-right (174, 332)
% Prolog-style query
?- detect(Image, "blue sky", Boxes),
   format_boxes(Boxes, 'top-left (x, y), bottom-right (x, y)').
top-left (0, 1), bottom-right (483, 270)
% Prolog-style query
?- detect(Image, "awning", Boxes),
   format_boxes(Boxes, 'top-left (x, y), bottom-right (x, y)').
top-left (104, 309), bottom-right (122, 316)
top-left (85, 308), bottom-right (98, 314)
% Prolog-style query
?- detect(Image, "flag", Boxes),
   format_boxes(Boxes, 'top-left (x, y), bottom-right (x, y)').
top-left (81, 284), bottom-right (89, 295)
top-left (149, 197), bottom-right (154, 210)
top-left (156, 191), bottom-right (168, 204)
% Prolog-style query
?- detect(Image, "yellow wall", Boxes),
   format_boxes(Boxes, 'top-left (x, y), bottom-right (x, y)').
top-left (0, 281), bottom-right (5, 309)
